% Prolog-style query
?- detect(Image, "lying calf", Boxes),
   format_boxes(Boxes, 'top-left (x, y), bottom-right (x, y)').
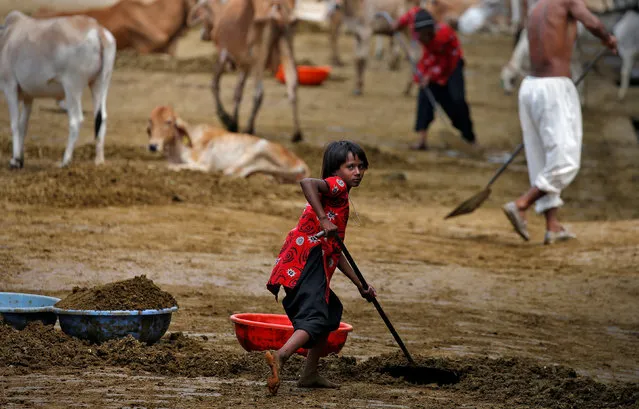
top-left (147, 106), bottom-right (310, 183)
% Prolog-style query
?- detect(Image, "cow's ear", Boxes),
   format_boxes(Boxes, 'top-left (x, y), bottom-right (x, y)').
top-left (174, 118), bottom-right (192, 147)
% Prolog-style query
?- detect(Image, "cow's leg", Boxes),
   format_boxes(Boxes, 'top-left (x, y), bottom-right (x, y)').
top-left (232, 69), bottom-right (249, 129)
top-left (5, 85), bottom-right (24, 169)
top-left (388, 36), bottom-right (401, 71)
top-left (245, 24), bottom-right (276, 136)
top-left (374, 36), bottom-right (384, 60)
top-left (279, 31), bottom-right (303, 143)
top-left (60, 86), bottom-right (85, 167)
top-left (211, 49), bottom-right (238, 132)
top-left (618, 50), bottom-right (636, 101)
top-left (329, 9), bottom-right (344, 66)
top-left (353, 25), bottom-right (372, 96)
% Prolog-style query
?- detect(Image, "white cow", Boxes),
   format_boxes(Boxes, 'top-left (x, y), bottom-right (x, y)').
top-left (500, 25), bottom-right (587, 105)
top-left (0, 11), bottom-right (116, 168)
top-left (613, 10), bottom-right (638, 100)
top-left (501, 11), bottom-right (638, 102)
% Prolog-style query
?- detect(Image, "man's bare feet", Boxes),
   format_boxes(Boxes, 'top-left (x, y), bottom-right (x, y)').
top-left (297, 372), bottom-right (340, 389)
top-left (265, 350), bottom-right (281, 395)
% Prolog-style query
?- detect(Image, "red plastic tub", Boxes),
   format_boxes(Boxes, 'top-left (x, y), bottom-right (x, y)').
top-left (275, 65), bottom-right (332, 86)
top-left (230, 313), bottom-right (353, 357)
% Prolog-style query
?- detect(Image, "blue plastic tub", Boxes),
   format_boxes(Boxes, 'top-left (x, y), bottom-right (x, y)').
top-left (52, 306), bottom-right (178, 345)
top-left (0, 292), bottom-right (60, 330)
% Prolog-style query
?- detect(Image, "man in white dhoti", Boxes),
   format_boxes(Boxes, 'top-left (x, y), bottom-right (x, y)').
top-left (502, 0), bottom-right (617, 245)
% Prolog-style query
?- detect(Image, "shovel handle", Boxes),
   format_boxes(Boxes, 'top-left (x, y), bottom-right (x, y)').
top-left (312, 230), bottom-right (417, 365)
top-left (486, 143), bottom-right (524, 187)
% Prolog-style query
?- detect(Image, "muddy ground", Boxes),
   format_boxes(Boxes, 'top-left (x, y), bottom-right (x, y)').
top-left (1, 3), bottom-right (638, 408)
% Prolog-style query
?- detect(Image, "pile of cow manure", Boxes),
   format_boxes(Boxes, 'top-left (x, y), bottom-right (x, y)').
top-left (54, 275), bottom-right (177, 310)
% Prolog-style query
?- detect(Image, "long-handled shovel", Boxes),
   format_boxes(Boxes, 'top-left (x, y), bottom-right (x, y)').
top-left (443, 46), bottom-right (608, 219)
top-left (315, 230), bottom-right (459, 385)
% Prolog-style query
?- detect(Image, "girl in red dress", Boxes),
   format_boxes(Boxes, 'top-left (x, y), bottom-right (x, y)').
top-left (265, 140), bottom-right (377, 395)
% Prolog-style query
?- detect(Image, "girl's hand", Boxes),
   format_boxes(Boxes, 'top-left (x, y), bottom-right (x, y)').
top-left (359, 284), bottom-right (377, 302)
top-left (319, 217), bottom-right (338, 237)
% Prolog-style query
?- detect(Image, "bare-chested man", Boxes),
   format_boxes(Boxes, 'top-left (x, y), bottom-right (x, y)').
top-left (502, 0), bottom-right (617, 245)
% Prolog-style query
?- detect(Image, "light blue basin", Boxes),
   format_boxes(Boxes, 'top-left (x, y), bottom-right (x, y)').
top-left (0, 292), bottom-right (60, 330)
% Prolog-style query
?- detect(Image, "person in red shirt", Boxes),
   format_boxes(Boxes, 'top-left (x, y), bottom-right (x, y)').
top-left (264, 140), bottom-right (377, 395)
top-left (392, 8), bottom-right (478, 151)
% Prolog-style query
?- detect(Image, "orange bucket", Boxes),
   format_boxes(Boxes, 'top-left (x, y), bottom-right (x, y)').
top-left (229, 313), bottom-right (353, 357)
top-left (275, 65), bottom-right (332, 86)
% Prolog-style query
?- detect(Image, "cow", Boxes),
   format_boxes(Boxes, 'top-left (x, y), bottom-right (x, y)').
top-left (613, 10), bottom-right (638, 100)
top-left (500, 26), bottom-right (587, 105)
top-left (187, 0), bottom-right (303, 143)
top-left (0, 11), bottom-right (116, 169)
top-left (501, 11), bottom-right (638, 102)
top-left (326, 0), bottom-right (410, 95)
top-left (147, 105), bottom-right (310, 182)
top-left (32, 0), bottom-right (198, 55)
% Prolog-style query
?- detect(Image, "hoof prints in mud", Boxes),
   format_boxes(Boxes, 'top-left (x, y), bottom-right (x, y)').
top-left (1, 324), bottom-right (637, 409)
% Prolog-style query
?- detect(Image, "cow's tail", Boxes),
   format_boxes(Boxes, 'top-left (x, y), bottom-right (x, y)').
top-left (94, 27), bottom-right (116, 140)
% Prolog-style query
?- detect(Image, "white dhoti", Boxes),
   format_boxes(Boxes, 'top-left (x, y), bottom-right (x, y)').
top-left (518, 76), bottom-right (582, 214)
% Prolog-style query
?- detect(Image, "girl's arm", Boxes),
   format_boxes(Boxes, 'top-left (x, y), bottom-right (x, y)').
top-left (300, 178), bottom-right (338, 235)
top-left (337, 253), bottom-right (377, 301)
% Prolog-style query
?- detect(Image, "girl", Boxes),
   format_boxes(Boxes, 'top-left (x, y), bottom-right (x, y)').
top-left (264, 140), bottom-right (377, 395)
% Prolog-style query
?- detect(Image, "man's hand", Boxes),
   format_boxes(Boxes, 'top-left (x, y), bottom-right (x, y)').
top-left (358, 284), bottom-right (377, 302)
top-left (319, 217), bottom-right (338, 236)
top-left (604, 34), bottom-right (618, 54)
top-left (419, 75), bottom-right (430, 88)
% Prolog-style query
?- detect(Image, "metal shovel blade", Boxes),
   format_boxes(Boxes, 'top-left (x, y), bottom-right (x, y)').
top-left (444, 187), bottom-right (492, 219)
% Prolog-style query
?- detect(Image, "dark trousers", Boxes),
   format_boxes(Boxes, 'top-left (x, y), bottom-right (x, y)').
top-left (415, 59), bottom-right (476, 143)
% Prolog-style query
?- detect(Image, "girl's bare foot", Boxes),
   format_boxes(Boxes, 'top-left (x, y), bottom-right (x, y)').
top-left (410, 142), bottom-right (428, 151)
top-left (297, 372), bottom-right (340, 389)
top-left (265, 351), bottom-right (281, 395)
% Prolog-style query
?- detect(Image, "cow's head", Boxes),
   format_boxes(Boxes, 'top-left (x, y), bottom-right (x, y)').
top-left (147, 106), bottom-right (191, 153)
top-left (0, 11), bottom-right (25, 46)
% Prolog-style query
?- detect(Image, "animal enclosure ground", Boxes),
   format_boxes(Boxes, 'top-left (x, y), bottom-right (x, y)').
top-left (0, 3), bottom-right (638, 408)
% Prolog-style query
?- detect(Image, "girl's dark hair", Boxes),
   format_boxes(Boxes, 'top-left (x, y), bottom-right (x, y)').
top-left (321, 140), bottom-right (369, 179)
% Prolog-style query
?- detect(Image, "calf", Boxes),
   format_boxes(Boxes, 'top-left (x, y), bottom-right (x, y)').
top-left (188, 0), bottom-right (303, 142)
top-left (147, 106), bottom-right (310, 183)
top-left (0, 11), bottom-right (116, 168)
top-left (33, 0), bottom-right (197, 55)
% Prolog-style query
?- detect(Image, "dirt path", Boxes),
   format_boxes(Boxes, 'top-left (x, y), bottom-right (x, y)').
top-left (0, 4), bottom-right (638, 407)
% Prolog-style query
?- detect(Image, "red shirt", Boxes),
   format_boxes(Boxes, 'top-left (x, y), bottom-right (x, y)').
top-left (267, 176), bottom-right (349, 302)
top-left (397, 8), bottom-right (463, 86)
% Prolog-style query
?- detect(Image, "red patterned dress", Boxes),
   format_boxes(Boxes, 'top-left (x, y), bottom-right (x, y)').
top-left (267, 176), bottom-right (349, 302)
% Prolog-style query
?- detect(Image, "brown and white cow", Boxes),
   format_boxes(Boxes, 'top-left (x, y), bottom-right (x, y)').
top-left (33, 0), bottom-right (198, 55)
top-left (187, 0), bottom-right (303, 143)
top-left (147, 105), bottom-right (310, 182)
top-left (0, 11), bottom-right (116, 168)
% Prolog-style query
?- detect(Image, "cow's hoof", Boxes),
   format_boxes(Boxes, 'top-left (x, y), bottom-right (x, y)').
top-left (291, 131), bottom-right (303, 143)
top-left (388, 59), bottom-right (400, 71)
top-left (243, 127), bottom-right (255, 135)
top-left (331, 57), bottom-right (345, 67)
top-left (95, 158), bottom-right (105, 166)
top-left (352, 88), bottom-right (362, 96)
top-left (9, 158), bottom-right (23, 169)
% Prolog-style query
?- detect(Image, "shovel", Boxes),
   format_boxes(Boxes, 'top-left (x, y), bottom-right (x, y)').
top-left (444, 46), bottom-right (609, 220)
top-left (314, 230), bottom-right (459, 385)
